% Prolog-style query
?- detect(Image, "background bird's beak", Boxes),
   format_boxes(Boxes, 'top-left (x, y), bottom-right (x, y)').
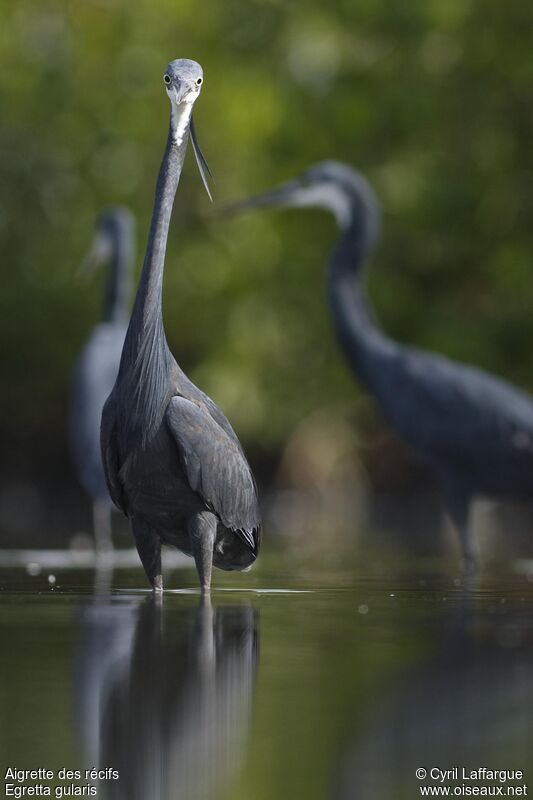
top-left (76, 231), bottom-right (112, 281)
top-left (222, 178), bottom-right (305, 217)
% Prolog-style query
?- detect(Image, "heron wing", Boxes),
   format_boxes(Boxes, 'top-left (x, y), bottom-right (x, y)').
top-left (165, 396), bottom-right (260, 549)
top-left (100, 393), bottom-right (127, 513)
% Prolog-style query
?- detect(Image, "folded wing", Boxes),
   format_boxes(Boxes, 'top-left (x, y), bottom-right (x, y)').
top-left (166, 396), bottom-right (260, 550)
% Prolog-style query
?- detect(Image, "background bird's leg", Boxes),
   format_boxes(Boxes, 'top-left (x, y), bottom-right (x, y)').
top-left (93, 499), bottom-right (112, 555)
top-left (188, 511), bottom-right (217, 594)
top-left (131, 517), bottom-right (163, 592)
top-left (92, 561), bottom-right (113, 595)
top-left (441, 481), bottom-right (478, 573)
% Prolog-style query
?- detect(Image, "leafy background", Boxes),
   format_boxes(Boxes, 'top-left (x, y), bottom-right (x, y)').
top-left (0, 0), bottom-right (532, 542)
top-left (0, 6), bottom-right (532, 795)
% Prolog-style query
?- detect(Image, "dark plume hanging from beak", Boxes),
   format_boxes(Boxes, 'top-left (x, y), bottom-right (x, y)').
top-left (190, 115), bottom-right (213, 202)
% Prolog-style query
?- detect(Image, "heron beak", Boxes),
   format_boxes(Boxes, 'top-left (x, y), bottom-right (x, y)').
top-left (172, 80), bottom-right (201, 106)
top-left (171, 81), bottom-right (190, 105)
top-left (76, 231), bottom-right (111, 281)
top-left (190, 115), bottom-right (213, 202)
top-left (222, 178), bottom-right (305, 217)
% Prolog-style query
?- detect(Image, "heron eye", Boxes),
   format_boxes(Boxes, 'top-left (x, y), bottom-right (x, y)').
top-left (195, 77), bottom-right (203, 86)
top-left (163, 74), bottom-right (172, 86)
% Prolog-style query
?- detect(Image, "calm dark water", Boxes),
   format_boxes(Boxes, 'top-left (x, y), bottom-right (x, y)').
top-left (0, 561), bottom-right (532, 800)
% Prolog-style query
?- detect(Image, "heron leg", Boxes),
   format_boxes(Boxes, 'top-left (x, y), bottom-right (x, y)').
top-left (188, 511), bottom-right (217, 594)
top-left (131, 517), bottom-right (163, 592)
top-left (442, 482), bottom-right (478, 573)
top-left (93, 499), bottom-right (113, 555)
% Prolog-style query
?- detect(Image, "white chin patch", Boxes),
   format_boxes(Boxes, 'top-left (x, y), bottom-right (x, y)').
top-left (181, 89), bottom-right (198, 104)
top-left (170, 99), bottom-right (194, 146)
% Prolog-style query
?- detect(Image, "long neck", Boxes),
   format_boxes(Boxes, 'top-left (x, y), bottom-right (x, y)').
top-left (117, 104), bottom-right (192, 445)
top-left (123, 107), bottom-right (191, 360)
top-left (103, 228), bottom-right (133, 324)
top-left (327, 206), bottom-right (396, 390)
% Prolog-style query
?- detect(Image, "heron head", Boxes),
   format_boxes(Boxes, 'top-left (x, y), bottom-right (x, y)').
top-left (163, 58), bottom-right (213, 201)
top-left (225, 160), bottom-right (379, 232)
top-left (163, 58), bottom-right (204, 107)
top-left (78, 207), bottom-right (135, 278)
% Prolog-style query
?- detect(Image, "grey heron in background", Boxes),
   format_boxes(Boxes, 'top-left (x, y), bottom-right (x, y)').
top-left (101, 59), bottom-right (260, 593)
top-left (228, 161), bottom-right (533, 568)
top-left (70, 208), bottom-right (135, 553)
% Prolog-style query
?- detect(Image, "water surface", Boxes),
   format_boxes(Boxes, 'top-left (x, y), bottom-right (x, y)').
top-left (1, 562), bottom-right (532, 799)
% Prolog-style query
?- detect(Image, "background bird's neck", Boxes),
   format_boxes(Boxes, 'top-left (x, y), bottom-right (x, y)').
top-left (103, 230), bottom-right (133, 324)
top-left (327, 218), bottom-right (396, 390)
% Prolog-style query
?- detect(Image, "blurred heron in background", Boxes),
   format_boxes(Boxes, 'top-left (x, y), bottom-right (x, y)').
top-left (101, 59), bottom-right (260, 592)
top-left (69, 208), bottom-right (135, 553)
top-left (228, 162), bottom-right (533, 568)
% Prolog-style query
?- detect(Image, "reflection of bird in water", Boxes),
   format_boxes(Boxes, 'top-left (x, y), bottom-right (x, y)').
top-left (75, 597), bottom-right (259, 800)
top-left (69, 209), bottom-right (135, 553)
top-left (101, 59), bottom-right (260, 593)
top-left (74, 597), bottom-right (139, 768)
top-left (334, 598), bottom-right (533, 799)
top-left (229, 162), bottom-right (533, 568)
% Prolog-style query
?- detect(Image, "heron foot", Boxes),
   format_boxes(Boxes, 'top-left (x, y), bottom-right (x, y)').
top-left (152, 574), bottom-right (163, 593)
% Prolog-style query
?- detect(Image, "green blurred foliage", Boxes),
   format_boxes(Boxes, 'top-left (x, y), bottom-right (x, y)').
top-left (0, 0), bottom-right (532, 484)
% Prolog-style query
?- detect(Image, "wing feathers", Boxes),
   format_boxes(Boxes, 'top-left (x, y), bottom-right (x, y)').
top-left (166, 396), bottom-right (260, 547)
top-left (100, 394), bottom-right (126, 513)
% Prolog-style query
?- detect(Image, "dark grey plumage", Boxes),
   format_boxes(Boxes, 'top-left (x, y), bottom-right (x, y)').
top-left (231, 161), bottom-right (533, 565)
top-left (101, 59), bottom-right (260, 592)
top-left (69, 208), bottom-right (134, 552)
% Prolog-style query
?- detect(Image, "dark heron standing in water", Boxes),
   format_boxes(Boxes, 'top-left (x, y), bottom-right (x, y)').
top-left (101, 59), bottom-right (260, 592)
top-left (228, 161), bottom-right (533, 567)
top-left (70, 208), bottom-right (135, 553)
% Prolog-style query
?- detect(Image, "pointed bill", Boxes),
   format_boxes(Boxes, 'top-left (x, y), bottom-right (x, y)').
top-left (221, 178), bottom-right (305, 217)
top-left (190, 115), bottom-right (213, 202)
